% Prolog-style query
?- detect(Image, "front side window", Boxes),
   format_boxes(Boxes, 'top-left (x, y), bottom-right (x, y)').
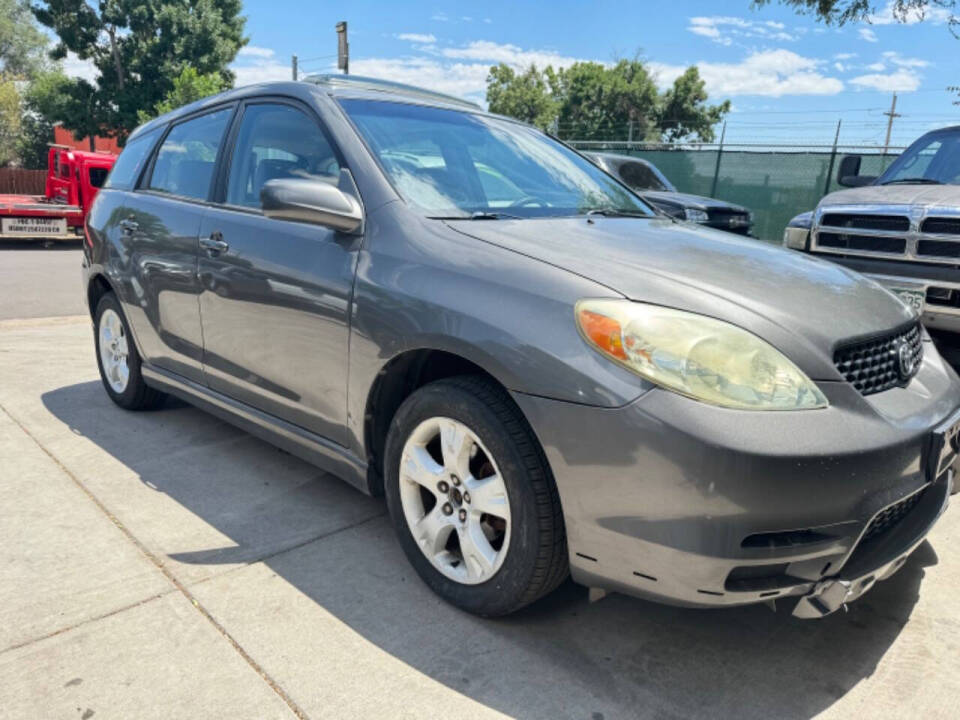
top-left (89, 167), bottom-right (108, 188)
top-left (104, 127), bottom-right (162, 190)
top-left (880, 130), bottom-right (960, 185)
top-left (225, 103), bottom-right (340, 208)
top-left (148, 108), bottom-right (232, 200)
top-left (340, 99), bottom-right (652, 218)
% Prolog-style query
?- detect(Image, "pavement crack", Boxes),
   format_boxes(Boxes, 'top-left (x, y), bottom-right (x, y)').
top-left (0, 401), bottom-right (310, 720)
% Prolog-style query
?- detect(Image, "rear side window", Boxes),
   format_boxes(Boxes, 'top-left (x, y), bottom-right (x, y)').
top-left (619, 161), bottom-right (667, 192)
top-left (89, 167), bottom-right (108, 188)
top-left (103, 127), bottom-right (161, 190)
top-left (225, 103), bottom-right (340, 208)
top-left (148, 108), bottom-right (232, 201)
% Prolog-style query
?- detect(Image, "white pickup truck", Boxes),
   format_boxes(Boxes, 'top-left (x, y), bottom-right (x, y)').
top-left (785, 125), bottom-right (960, 345)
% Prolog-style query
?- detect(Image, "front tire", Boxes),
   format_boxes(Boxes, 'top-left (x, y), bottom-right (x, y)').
top-left (384, 375), bottom-right (567, 616)
top-left (93, 293), bottom-right (165, 410)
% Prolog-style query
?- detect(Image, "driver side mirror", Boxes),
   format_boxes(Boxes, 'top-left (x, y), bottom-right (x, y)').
top-left (837, 154), bottom-right (877, 188)
top-left (260, 169), bottom-right (363, 233)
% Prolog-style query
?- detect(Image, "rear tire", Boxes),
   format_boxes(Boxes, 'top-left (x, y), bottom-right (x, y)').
top-left (93, 293), bottom-right (165, 410)
top-left (384, 375), bottom-right (568, 616)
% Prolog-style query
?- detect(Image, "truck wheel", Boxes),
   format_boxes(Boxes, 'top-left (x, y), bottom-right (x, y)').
top-left (384, 375), bottom-right (568, 616)
top-left (93, 293), bottom-right (165, 410)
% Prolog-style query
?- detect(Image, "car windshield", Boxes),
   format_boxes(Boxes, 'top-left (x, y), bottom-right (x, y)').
top-left (878, 128), bottom-right (960, 185)
top-left (339, 99), bottom-right (653, 219)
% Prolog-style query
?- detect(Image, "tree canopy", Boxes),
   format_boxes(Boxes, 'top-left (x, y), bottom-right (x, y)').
top-left (1, 0), bottom-right (50, 80)
top-left (31, 0), bottom-right (247, 142)
top-left (137, 66), bottom-right (231, 124)
top-left (753, 0), bottom-right (956, 25)
top-left (486, 60), bottom-right (730, 143)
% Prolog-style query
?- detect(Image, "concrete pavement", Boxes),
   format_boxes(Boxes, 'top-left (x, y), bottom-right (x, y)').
top-left (1, 318), bottom-right (959, 716)
top-left (0, 242), bottom-right (86, 320)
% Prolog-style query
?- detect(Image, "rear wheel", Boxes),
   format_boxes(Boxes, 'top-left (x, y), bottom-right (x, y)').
top-left (384, 375), bottom-right (567, 616)
top-left (93, 293), bottom-right (165, 410)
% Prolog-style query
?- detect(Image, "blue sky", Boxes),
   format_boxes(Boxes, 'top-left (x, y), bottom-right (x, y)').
top-left (190, 1), bottom-right (960, 146)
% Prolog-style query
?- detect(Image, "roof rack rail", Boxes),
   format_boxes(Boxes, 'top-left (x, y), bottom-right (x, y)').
top-left (304, 74), bottom-right (481, 110)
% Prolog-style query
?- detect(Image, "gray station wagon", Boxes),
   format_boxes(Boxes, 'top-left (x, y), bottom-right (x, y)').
top-left (83, 76), bottom-right (960, 618)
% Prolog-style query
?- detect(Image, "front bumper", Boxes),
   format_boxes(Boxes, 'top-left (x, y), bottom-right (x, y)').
top-left (512, 341), bottom-right (960, 617)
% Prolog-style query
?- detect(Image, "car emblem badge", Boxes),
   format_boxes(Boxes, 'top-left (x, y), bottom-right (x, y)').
top-left (897, 341), bottom-right (916, 380)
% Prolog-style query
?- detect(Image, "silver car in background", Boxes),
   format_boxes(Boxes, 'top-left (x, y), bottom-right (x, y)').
top-left (83, 76), bottom-right (959, 619)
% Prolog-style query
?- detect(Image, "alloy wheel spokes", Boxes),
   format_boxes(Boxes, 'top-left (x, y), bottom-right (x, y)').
top-left (399, 416), bottom-right (511, 585)
top-left (99, 309), bottom-right (130, 394)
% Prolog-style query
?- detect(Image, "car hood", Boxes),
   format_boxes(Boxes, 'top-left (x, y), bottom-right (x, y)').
top-left (819, 184), bottom-right (960, 209)
top-left (446, 217), bottom-right (914, 379)
top-left (641, 190), bottom-right (748, 213)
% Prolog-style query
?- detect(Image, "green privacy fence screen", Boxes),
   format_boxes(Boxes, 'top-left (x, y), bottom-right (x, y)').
top-left (567, 142), bottom-right (903, 244)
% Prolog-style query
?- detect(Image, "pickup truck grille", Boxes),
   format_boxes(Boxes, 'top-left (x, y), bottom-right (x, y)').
top-left (812, 209), bottom-right (960, 265)
top-left (820, 213), bottom-right (910, 232)
top-left (834, 323), bottom-right (923, 395)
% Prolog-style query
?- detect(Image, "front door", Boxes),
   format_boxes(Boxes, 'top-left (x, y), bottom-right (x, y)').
top-left (197, 100), bottom-right (359, 446)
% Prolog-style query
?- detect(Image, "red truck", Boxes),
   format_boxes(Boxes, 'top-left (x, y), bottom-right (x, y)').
top-left (0, 145), bottom-right (115, 242)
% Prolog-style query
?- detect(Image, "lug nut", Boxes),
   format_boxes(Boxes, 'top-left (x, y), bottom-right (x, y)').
top-left (442, 502), bottom-right (453, 516)
top-left (451, 475), bottom-right (461, 486)
top-left (463, 491), bottom-right (471, 504)
top-left (458, 509), bottom-right (467, 522)
top-left (438, 480), bottom-right (449, 493)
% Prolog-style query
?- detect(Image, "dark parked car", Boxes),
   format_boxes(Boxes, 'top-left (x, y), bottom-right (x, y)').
top-left (586, 152), bottom-right (754, 235)
top-left (84, 76), bottom-right (958, 619)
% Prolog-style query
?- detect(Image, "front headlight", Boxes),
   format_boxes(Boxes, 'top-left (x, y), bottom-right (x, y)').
top-left (576, 299), bottom-right (828, 410)
top-left (783, 211), bottom-right (813, 250)
top-left (684, 208), bottom-right (709, 223)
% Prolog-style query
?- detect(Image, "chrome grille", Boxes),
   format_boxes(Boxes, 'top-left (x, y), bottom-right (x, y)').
top-left (834, 323), bottom-right (923, 395)
top-left (812, 208), bottom-right (960, 265)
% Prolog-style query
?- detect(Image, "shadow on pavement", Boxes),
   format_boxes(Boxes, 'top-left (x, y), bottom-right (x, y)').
top-left (42, 380), bottom-right (935, 720)
top-left (0, 240), bottom-right (82, 251)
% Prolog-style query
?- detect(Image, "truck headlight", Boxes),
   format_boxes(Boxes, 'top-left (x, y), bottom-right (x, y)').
top-left (576, 300), bottom-right (828, 410)
top-left (684, 208), bottom-right (709, 223)
top-left (783, 211), bottom-right (813, 250)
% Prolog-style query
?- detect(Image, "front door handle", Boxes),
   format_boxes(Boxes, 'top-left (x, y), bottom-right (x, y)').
top-left (200, 232), bottom-right (229, 254)
top-left (119, 217), bottom-right (138, 234)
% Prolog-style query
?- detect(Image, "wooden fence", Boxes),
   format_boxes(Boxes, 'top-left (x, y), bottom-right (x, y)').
top-left (0, 168), bottom-right (46, 196)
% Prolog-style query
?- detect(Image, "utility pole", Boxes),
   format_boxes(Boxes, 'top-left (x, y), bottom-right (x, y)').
top-left (882, 92), bottom-right (900, 155)
top-left (291, 54), bottom-right (298, 81)
top-left (824, 119), bottom-right (842, 196)
top-left (336, 21), bottom-right (349, 75)
top-left (710, 121), bottom-right (726, 198)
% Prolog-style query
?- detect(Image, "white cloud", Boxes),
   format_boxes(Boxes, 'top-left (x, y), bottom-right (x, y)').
top-left (652, 49), bottom-right (844, 97)
top-left (687, 15), bottom-right (798, 45)
top-left (238, 46), bottom-right (275, 58)
top-left (882, 51), bottom-right (929, 68)
top-left (858, 27), bottom-right (879, 42)
top-left (850, 68), bottom-right (922, 91)
top-left (438, 40), bottom-right (586, 69)
top-left (866, 62), bottom-right (886, 71)
top-left (62, 51), bottom-right (97, 83)
top-left (834, 52), bottom-right (857, 60)
top-left (867, 1), bottom-right (953, 25)
top-left (232, 48), bottom-right (291, 86)
top-left (396, 33), bottom-right (437, 43)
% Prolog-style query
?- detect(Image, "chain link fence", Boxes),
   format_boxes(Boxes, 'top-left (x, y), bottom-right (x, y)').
top-left (567, 141), bottom-right (905, 243)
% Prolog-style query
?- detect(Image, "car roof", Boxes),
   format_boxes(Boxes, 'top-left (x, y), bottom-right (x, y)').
top-left (129, 76), bottom-right (500, 144)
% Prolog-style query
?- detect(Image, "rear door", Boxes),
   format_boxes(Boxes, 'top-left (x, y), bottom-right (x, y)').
top-left (121, 106), bottom-right (234, 383)
top-left (197, 98), bottom-right (359, 445)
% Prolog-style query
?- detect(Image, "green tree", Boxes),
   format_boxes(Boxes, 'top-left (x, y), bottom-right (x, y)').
top-left (486, 60), bottom-right (730, 142)
top-left (656, 67), bottom-right (730, 143)
top-left (486, 63), bottom-right (558, 129)
top-left (138, 66), bottom-right (230, 124)
top-left (753, 0), bottom-right (956, 25)
top-left (0, 79), bottom-right (21, 165)
top-left (17, 69), bottom-right (72, 167)
top-left (1, 0), bottom-right (50, 79)
top-left (32, 0), bottom-right (247, 142)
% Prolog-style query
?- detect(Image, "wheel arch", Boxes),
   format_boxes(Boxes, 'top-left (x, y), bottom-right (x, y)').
top-left (363, 347), bottom-right (522, 496)
top-left (86, 272), bottom-right (115, 317)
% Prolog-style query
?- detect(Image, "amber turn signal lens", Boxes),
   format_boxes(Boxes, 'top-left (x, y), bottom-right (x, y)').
top-left (578, 309), bottom-right (627, 360)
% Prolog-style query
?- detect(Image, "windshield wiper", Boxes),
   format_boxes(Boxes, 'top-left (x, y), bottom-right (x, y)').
top-left (582, 208), bottom-right (650, 218)
top-left (427, 211), bottom-right (524, 220)
top-left (880, 178), bottom-right (943, 185)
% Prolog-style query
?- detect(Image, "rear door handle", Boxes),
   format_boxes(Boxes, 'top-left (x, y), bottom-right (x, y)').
top-left (200, 232), bottom-right (229, 254)
top-left (119, 218), bottom-right (138, 234)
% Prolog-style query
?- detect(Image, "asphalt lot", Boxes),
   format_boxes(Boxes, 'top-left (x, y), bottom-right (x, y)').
top-left (1, 244), bottom-right (959, 719)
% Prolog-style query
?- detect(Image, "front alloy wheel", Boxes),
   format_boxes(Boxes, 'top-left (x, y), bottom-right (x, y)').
top-left (398, 416), bottom-right (511, 584)
top-left (384, 375), bottom-right (568, 616)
